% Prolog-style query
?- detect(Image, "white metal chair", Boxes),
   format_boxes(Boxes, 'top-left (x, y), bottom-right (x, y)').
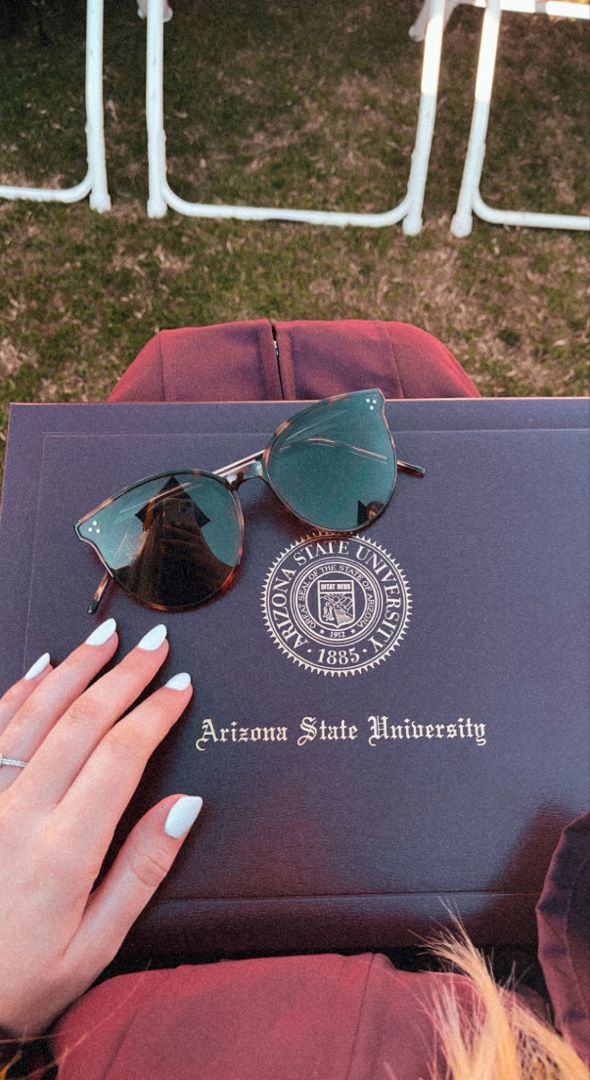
top-left (145, 0), bottom-right (447, 233)
top-left (442, 0), bottom-right (590, 236)
top-left (0, 0), bottom-right (110, 212)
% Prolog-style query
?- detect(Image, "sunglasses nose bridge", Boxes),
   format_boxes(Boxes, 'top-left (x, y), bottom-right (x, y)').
top-left (224, 458), bottom-right (264, 491)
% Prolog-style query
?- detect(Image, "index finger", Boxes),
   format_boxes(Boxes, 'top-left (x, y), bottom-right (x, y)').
top-left (0, 653), bottom-right (53, 739)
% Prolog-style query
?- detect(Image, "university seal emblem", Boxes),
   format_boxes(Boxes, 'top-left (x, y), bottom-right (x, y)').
top-left (261, 534), bottom-right (412, 676)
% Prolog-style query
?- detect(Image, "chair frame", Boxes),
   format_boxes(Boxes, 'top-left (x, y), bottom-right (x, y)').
top-left (450, 0), bottom-right (590, 236)
top-left (145, 0), bottom-right (447, 234)
top-left (0, 0), bottom-right (110, 212)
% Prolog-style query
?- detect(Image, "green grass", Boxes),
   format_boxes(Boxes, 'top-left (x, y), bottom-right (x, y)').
top-left (0, 0), bottom-right (588, 471)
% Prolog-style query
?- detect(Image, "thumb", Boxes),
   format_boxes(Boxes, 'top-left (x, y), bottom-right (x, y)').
top-left (72, 794), bottom-right (203, 972)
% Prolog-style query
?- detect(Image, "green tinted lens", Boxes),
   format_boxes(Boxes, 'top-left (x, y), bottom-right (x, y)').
top-left (78, 472), bottom-right (242, 610)
top-left (266, 391), bottom-right (396, 531)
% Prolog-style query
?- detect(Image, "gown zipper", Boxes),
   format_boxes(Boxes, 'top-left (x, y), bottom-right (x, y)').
top-left (270, 323), bottom-right (286, 398)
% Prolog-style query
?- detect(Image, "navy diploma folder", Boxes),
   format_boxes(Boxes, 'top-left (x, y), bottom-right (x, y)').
top-left (0, 398), bottom-right (588, 956)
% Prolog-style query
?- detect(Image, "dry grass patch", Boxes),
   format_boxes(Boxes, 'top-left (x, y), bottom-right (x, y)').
top-left (37, 358), bottom-right (115, 403)
top-left (0, 338), bottom-right (38, 379)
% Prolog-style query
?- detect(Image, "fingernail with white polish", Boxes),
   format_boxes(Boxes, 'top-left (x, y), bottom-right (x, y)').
top-left (137, 624), bottom-right (167, 652)
top-left (85, 618), bottom-right (117, 647)
top-left (164, 796), bottom-right (203, 839)
top-left (24, 652), bottom-right (51, 681)
top-left (165, 672), bottom-right (192, 691)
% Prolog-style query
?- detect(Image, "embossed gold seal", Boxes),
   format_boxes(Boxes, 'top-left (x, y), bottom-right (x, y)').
top-left (261, 534), bottom-right (412, 676)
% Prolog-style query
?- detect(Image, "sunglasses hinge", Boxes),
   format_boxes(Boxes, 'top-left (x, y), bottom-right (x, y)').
top-left (218, 455), bottom-right (264, 490)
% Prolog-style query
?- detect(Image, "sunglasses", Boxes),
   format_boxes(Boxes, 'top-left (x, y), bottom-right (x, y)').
top-left (75, 389), bottom-right (425, 613)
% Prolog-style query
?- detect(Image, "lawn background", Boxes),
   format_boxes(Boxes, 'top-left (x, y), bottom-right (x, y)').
top-left (0, 0), bottom-right (588, 475)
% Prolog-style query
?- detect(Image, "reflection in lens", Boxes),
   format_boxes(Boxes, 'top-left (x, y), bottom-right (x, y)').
top-left (83, 473), bottom-right (242, 609)
top-left (266, 391), bottom-right (396, 531)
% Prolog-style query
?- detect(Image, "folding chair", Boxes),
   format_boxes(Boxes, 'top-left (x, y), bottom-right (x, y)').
top-left (0, 0), bottom-right (110, 211)
top-left (145, 0), bottom-right (447, 234)
top-left (448, 0), bottom-right (590, 236)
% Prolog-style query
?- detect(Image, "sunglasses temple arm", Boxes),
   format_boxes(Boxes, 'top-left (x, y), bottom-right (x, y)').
top-left (397, 459), bottom-right (426, 478)
top-left (87, 572), bottom-right (112, 615)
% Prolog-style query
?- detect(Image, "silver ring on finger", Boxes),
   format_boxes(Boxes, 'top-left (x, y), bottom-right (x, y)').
top-left (0, 753), bottom-right (28, 769)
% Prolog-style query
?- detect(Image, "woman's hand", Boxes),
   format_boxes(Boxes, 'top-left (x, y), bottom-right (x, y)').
top-left (0, 619), bottom-right (202, 1039)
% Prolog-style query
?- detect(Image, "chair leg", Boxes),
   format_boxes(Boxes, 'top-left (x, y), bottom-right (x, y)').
top-left (146, 0), bottom-right (168, 217)
top-left (87, 0), bottom-right (111, 212)
top-left (403, 0), bottom-right (447, 235)
top-left (451, 0), bottom-right (501, 237)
